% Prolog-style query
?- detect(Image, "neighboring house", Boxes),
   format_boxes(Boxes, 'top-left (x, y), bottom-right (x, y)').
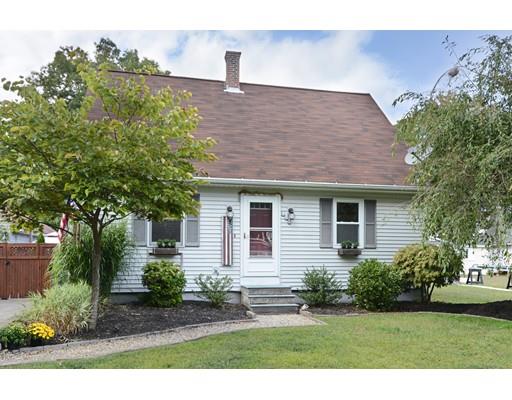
top-left (43, 225), bottom-right (59, 244)
top-left (101, 51), bottom-right (422, 306)
top-left (0, 221), bottom-right (35, 243)
top-left (0, 221), bottom-right (57, 244)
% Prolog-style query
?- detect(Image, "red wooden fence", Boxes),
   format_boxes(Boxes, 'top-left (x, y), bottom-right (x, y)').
top-left (0, 243), bottom-right (55, 299)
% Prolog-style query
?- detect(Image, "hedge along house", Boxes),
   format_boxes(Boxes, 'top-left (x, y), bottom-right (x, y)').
top-left (102, 51), bottom-right (421, 311)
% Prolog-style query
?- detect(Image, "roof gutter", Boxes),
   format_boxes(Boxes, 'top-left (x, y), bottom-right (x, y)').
top-left (196, 177), bottom-right (417, 194)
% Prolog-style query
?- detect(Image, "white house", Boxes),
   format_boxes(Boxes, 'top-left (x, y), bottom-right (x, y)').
top-left (101, 51), bottom-right (422, 310)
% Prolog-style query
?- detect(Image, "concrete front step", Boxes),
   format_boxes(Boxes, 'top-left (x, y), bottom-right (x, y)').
top-left (241, 286), bottom-right (298, 314)
top-left (246, 294), bottom-right (297, 305)
top-left (248, 303), bottom-right (299, 314)
top-left (241, 285), bottom-right (292, 296)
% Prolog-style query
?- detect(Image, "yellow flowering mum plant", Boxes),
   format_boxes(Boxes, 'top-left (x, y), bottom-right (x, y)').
top-left (27, 322), bottom-right (55, 341)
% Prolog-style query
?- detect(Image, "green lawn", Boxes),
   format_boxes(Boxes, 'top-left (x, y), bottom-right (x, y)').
top-left (16, 313), bottom-right (512, 369)
top-left (432, 283), bottom-right (512, 303)
top-left (8, 283), bottom-right (512, 369)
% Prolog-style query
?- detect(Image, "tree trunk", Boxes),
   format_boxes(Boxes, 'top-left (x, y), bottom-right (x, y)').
top-left (89, 224), bottom-right (102, 330)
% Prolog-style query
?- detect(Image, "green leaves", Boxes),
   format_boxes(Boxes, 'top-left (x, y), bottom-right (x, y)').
top-left (346, 260), bottom-right (403, 311)
top-left (0, 63), bottom-right (215, 233)
top-left (393, 244), bottom-right (463, 302)
top-left (394, 35), bottom-right (512, 251)
top-left (27, 37), bottom-right (171, 111)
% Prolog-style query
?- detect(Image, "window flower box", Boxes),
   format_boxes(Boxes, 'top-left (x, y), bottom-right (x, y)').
top-left (149, 247), bottom-right (180, 256)
top-left (338, 248), bottom-right (362, 256)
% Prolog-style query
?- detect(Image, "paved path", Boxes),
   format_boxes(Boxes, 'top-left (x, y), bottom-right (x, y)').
top-left (0, 298), bottom-right (31, 328)
top-left (0, 313), bottom-right (322, 367)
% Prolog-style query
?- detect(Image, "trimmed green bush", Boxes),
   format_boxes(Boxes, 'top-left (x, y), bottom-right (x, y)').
top-left (48, 222), bottom-right (132, 297)
top-left (20, 282), bottom-right (92, 337)
top-left (299, 266), bottom-right (343, 306)
top-left (0, 323), bottom-right (29, 350)
top-left (194, 274), bottom-right (233, 308)
top-left (346, 259), bottom-right (403, 311)
top-left (393, 243), bottom-right (463, 303)
top-left (142, 261), bottom-right (186, 307)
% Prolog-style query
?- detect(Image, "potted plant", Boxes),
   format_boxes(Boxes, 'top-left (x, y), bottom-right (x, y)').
top-left (151, 238), bottom-right (179, 255)
top-left (338, 240), bottom-right (362, 256)
top-left (341, 240), bottom-right (352, 249)
top-left (163, 239), bottom-right (176, 248)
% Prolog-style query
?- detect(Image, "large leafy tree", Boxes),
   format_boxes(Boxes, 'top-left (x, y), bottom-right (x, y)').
top-left (0, 65), bottom-right (215, 328)
top-left (394, 35), bottom-right (512, 254)
top-left (28, 37), bottom-right (171, 110)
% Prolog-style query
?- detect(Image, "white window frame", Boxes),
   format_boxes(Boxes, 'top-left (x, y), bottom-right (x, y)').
top-left (332, 199), bottom-right (364, 248)
top-left (146, 219), bottom-right (185, 248)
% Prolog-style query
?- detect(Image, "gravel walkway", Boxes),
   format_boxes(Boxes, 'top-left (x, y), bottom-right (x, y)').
top-left (0, 314), bottom-right (321, 367)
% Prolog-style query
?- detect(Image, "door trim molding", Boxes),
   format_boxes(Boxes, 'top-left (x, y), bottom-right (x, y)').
top-left (240, 194), bottom-right (281, 280)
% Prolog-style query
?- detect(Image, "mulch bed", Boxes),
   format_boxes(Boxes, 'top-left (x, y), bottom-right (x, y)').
top-left (307, 304), bottom-right (367, 315)
top-left (309, 301), bottom-right (512, 321)
top-left (74, 301), bottom-right (248, 340)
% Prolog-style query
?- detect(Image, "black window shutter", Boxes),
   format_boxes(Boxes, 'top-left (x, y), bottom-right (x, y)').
top-left (185, 194), bottom-right (200, 247)
top-left (364, 200), bottom-right (377, 249)
top-left (319, 198), bottom-right (333, 248)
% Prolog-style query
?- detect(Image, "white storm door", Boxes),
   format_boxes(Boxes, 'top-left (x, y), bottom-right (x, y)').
top-left (241, 195), bottom-right (280, 277)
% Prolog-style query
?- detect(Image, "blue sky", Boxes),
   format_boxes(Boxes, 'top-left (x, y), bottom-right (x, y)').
top-left (362, 31), bottom-right (510, 91)
top-left (1, 30), bottom-right (510, 121)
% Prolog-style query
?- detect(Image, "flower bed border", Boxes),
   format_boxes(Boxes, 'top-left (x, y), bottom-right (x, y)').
top-left (2, 316), bottom-right (257, 355)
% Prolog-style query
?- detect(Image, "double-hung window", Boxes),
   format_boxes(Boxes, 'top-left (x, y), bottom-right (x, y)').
top-left (335, 200), bottom-right (364, 246)
top-left (132, 195), bottom-right (200, 248)
top-left (148, 219), bottom-right (183, 246)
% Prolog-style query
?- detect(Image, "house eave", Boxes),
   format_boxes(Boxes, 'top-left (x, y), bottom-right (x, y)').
top-left (196, 177), bottom-right (416, 194)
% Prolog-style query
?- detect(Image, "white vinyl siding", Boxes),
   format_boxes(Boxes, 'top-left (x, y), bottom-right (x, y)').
top-left (112, 187), bottom-right (241, 292)
top-left (112, 186), bottom-right (421, 292)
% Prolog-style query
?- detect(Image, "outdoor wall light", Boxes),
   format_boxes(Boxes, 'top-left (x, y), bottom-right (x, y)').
top-left (226, 206), bottom-right (234, 223)
top-left (287, 208), bottom-right (295, 225)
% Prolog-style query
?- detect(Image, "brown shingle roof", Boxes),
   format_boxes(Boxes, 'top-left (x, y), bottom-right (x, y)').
top-left (95, 71), bottom-right (411, 186)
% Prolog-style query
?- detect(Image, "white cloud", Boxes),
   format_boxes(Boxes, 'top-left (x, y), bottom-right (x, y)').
top-left (0, 30), bottom-right (407, 121)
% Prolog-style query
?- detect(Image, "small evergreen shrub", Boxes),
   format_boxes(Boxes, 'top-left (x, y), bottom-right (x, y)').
top-left (299, 266), bottom-right (343, 306)
top-left (194, 274), bottom-right (233, 308)
top-left (142, 261), bottom-right (186, 307)
top-left (0, 323), bottom-right (29, 350)
top-left (346, 259), bottom-right (403, 311)
top-left (393, 243), bottom-right (463, 303)
top-left (20, 282), bottom-right (92, 337)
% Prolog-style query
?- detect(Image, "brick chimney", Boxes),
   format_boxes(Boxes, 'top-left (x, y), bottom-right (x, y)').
top-left (224, 51), bottom-right (243, 93)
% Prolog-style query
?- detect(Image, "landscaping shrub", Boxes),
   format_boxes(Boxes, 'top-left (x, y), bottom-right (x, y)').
top-left (194, 273), bottom-right (233, 308)
top-left (142, 261), bottom-right (186, 307)
top-left (346, 259), bottom-right (403, 311)
top-left (20, 282), bottom-right (92, 337)
top-left (299, 266), bottom-right (343, 306)
top-left (0, 323), bottom-right (30, 350)
top-left (48, 222), bottom-right (132, 298)
top-left (393, 243), bottom-right (463, 303)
